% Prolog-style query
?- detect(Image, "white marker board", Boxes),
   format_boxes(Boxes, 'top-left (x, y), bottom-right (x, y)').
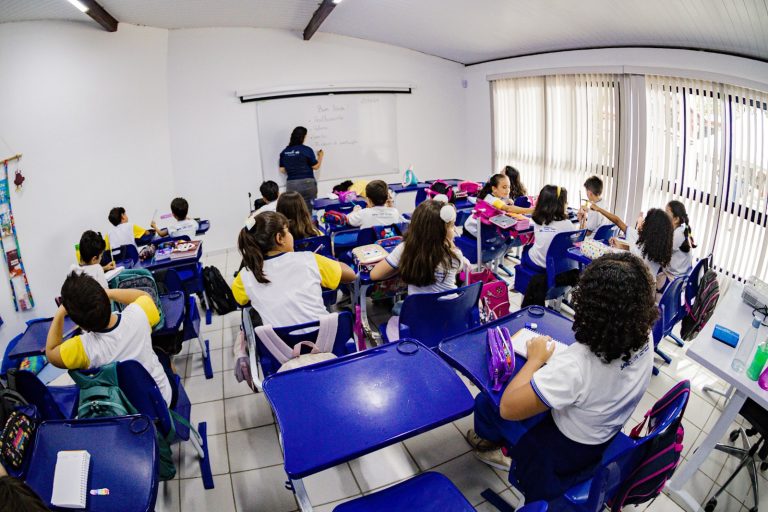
top-left (257, 94), bottom-right (399, 185)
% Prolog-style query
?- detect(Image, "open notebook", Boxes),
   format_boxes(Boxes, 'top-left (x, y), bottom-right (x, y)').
top-left (509, 328), bottom-right (569, 359)
top-left (51, 450), bottom-right (90, 508)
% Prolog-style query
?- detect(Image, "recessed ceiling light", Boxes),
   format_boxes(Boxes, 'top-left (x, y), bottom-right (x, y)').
top-left (66, 0), bottom-right (89, 13)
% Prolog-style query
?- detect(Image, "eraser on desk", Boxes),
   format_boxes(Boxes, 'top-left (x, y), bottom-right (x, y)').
top-left (713, 324), bottom-right (739, 348)
top-left (525, 322), bottom-right (538, 330)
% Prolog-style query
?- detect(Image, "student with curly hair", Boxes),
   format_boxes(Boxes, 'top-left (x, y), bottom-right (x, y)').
top-left (589, 204), bottom-right (673, 286)
top-left (466, 252), bottom-right (656, 501)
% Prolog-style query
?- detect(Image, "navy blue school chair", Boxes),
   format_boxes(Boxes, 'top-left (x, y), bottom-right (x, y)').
top-left (455, 223), bottom-right (510, 267)
top-left (652, 276), bottom-right (686, 375)
top-left (115, 360), bottom-right (214, 489)
top-left (514, 196), bottom-right (532, 208)
top-left (513, 230), bottom-right (586, 301)
top-left (551, 381), bottom-right (689, 511)
top-left (378, 282), bottom-right (482, 348)
top-left (414, 187), bottom-right (428, 206)
top-left (247, 310), bottom-right (356, 383)
top-left (103, 244), bottom-right (140, 269)
top-left (25, 415), bottom-right (159, 512)
top-left (669, 255), bottom-right (713, 348)
top-left (10, 369), bottom-right (78, 420)
top-left (1, 330), bottom-right (27, 378)
top-left (333, 223), bottom-right (406, 265)
top-left (195, 219), bottom-right (210, 236)
top-left (1, 316), bottom-right (78, 378)
top-left (294, 234), bottom-right (333, 258)
top-left (593, 223), bottom-right (618, 243)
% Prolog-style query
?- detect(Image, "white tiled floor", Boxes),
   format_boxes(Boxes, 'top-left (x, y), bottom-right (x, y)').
top-left (163, 248), bottom-right (764, 511)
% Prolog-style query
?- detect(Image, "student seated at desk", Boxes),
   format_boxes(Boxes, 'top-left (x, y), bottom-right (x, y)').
top-left (231, 212), bottom-right (355, 326)
top-left (577, 176), bottom-right (609, 236)
top-left (665, 200), bottom-right (695, 277)
top-left (253, 180), bottom-right (279, 215)
top-left (276, 191), bottom-right (322, 239)
top-left (151, 197), bottom-right (198, 239)
top-left (589, 204), bottom-right (673, 290)
top-left (467, 252), bottom-right (655, 502)
top-left (0, 462), bottom-right (49, 512)
top-left (70, 230), bottom-right (114, 289)
top-left (347, 180), bottom-right (401, 229)
top-left (106, 207), bottom-right (150, 249)
top-left (521, 185), bottom-right (580, 307)
top-left (45, 273), bottom-right (176, 407)
top-left (463, 174), bottom-right (533, 238)
top-left (503, 165), bottom-right (528, 201)
top-left (371, 199), bottom-right (469, 295)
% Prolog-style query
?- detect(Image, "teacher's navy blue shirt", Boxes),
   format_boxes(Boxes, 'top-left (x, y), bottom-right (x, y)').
top-left (279, 144), bottom-right (317, 181)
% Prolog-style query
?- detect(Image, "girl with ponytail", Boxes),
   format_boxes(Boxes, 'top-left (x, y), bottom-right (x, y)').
top-left (665, 200), bottom-right (696, 276)
top-left (231, 211), bottom-right (356, 326)
top-left (465, 173), bottom-right (534, 238)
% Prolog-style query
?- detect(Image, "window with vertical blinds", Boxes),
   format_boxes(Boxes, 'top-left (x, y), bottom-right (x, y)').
top-left (643, 76), bottom-right (768, 281)
top-left (492, 74), bottom-right (620, 206)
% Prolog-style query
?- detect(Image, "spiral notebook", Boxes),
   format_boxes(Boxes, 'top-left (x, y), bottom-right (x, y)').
top-left (510, 328), bottom-right (568, 359)
top-left (51, 450), bottom-right (90, 508)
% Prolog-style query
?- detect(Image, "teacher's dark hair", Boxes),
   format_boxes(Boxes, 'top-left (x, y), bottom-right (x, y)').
top-left (289, 126), bottom-right (308, 146)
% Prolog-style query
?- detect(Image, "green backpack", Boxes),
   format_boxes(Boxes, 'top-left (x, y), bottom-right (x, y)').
top-left (69, 363), bottom-right (176, 480)
top-left (107, 268), bottom-right (166, 330)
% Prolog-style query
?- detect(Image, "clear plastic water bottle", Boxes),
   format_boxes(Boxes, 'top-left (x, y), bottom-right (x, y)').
top-left (732, 318), bottom-right (761, 373)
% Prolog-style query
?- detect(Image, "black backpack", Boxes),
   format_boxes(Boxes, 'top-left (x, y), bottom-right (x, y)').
top-left (203, 266), bottom-right (238, 315)
top-left (680, 264), bottom-right (719, 341)
top-left (0, 371), bottom-right (28, 429)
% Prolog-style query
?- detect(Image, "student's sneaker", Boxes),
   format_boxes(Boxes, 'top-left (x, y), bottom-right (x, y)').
top-left (474, 448), bottom-right (512, 471)
top-left (465, 429), bottom-right (503, 452)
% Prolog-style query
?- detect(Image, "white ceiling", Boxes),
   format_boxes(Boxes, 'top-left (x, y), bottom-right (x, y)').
top-left (1, 0), bottom-right (766, 64)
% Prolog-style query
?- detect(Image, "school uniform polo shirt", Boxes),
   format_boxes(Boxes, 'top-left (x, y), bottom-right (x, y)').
top-left (167, 218), bottom-right (199, 239)
top-left (528, 219), bottom-right (575, 269)
top-left (279, 145), bottom-right (317, 181)
top-left (584, 200), bottom-right (609, 234)
top-left (385, 243), bottom-right (467, 296)
top-left (58, 296), bottom-right (172, 405)
top-left (231, 252), bottom-right (342, 327)
top-left (70, 263), bottom-right (109, 289)
top-left (347, 206), bottom-right (402, 229)
top-left (668, 225), bottom-right (693, 277)
top-left (531, 338), bottom-right (653, 445)
top-left (106, 223), bottom-right (148, 249)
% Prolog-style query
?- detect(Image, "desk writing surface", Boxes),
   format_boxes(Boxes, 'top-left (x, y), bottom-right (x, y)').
top-left (137, 241), bottom-right (202, 271)
top-left (263, 340), bottom-right (474, 479)
top-left (686, 282), bottom-right (768, 410)
top-left (7, 317), bottom-right (79, 359)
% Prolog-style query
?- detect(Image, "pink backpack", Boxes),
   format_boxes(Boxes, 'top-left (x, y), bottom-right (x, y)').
top-left (426, 180), bottom-right (455, 202)
top-left (336, 191), bottom-right (358, 203)
top-left (458, 181), bottom-right (482, 195)
top-left (463, 267), bottom-right (511, 322)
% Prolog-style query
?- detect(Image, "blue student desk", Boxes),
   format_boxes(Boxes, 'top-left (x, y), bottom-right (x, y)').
top-left (137, 240), bottom-right (203, 272)
top-left (566, 246), bottom-right (593, 266)
top-left (388, 182), bottom-right (430, 194)
top-left (7, 316), bottom-right (79, 359)
top-left (312, 197), bottom-right (367, 212)
top-left (263, 340), bottom-right (474, 511)
top-left (439, 306), bottom-right (575, 408)
top-left (26, 415), bottom-right (159, 512)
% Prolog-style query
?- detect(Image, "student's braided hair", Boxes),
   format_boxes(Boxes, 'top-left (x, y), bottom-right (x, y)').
top-left (667, 200), bottom-right (696, 252)
top-left (238, 211), bottom-right (290, 284)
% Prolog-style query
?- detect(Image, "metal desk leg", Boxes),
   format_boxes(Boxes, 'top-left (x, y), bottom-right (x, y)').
top-left (358, 283), bottom-right (374, 344)
top-left (666, 386), bottom-right (746, 511)
top-left (292, 478), bottom-right (313, 512)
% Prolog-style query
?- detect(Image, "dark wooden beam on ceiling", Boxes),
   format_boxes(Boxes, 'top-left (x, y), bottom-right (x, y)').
top-left (81, 0), bottom-right (119, 32)
top-left (303, 0), bottom-right (337, 41)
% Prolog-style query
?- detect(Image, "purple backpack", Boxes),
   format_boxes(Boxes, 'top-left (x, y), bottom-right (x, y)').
top-left (609, 380), bottom-right (690, 511)
top-left (486, 326), bottom-right (514, 392)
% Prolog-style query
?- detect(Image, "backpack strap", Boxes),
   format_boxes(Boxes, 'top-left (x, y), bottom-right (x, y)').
top-left (630, 381), bottom-right (690, 438)
top-left (314, 313), bottom-right (339, 354)
top-left (254, 325), bottom-right (295, 364)
top-left (68, 363), bottom-right (121, 388)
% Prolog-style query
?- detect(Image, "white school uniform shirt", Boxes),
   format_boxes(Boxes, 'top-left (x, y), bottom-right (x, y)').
top-left (385, 243), bottom-right (468, 296)
top-left (254, 201), bottom-right (277, 216)
top-left (107, 222), bottom-right (140, 249)
top-left (70, 263), bottom-right (109, 289)
top-left (584, 199), bottom-right (609, 234)
top-left (527, 219), bottom-right (575, 269)
top-left (58, 297), bottom-right (172, 406)
top-left (231, 251), bottom-right (342, 327)
top-left (668, 225), bottom-right (693, 277)
top-left (625, 227), bottom-right (662, 277)
top-left (463, 194), bottom-right (509, 237)
top-left (167, 218), bottom-right (199, 239)
top-left (531, 338), bottom-right (653, 445)
top-left (347, 206), bottom-right (402, 229)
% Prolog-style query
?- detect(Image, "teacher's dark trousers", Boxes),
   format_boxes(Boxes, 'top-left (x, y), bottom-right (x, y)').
top-left (286, 178), bottom-right (318, 211)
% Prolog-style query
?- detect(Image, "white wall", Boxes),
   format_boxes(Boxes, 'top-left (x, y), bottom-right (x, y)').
top-left (166, 28), bottom-right (466, 251)
top-left (0, 21), bottom-right (175, 348)
top-left (463, 47), bottom-right (768, 185)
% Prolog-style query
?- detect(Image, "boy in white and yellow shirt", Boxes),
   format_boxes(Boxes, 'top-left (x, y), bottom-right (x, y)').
top-left (46, 272), bottom-right (174, 406)
top-left (106, 206), bottom-right (149, 249)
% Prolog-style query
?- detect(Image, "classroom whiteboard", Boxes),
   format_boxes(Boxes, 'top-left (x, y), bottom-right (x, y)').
top-left (257, 94), bottom-right (399, 185)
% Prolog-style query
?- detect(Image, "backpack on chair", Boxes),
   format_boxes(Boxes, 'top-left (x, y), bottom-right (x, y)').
top-left (109, 268), bottom-right (166, 329)
top-left (426, 180), bottom-right (455, 203)
top-left (203, 266), bottom-right (238, 315)
top-left (254, 313), bottom-right (340, 372)
top-left (680, 263), bottom-right (719, 341)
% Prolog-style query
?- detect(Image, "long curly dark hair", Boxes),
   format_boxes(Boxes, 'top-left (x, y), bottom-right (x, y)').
top-left (638, 208), bottom-right (673, 267)
top-left (572, 252), bottom-right (658, 364)
top-left (399, 200), bottom-right (460, 287)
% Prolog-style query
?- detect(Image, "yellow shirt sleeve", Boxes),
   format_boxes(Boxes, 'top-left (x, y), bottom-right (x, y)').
top-left (490, 197), bottom-right (506, 210)
top-left (314, 254), bottom-right (342, 290)
top-left (134, 295), bottom-right (161, 327)
top-left (103, 234), bottom-right (111, 252)
top-left (231, 272), bottom-right (249, 306)
top-left (59, 335), bottom-right (91, 369)
top-left (133, 224), bottom-right (148, 238)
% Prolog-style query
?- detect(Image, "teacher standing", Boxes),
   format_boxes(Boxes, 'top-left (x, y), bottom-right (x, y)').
top-left (279, 126), bottom-right (324, 210)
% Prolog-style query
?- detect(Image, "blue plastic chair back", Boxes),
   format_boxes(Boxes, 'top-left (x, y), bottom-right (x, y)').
top-left (253, 311), bottom-right (356, 378)
top-left (0, 331), bottom-right (26, 377)
top-left (295, 234), bottom-right (333, 258)
top-left (12, 369), bottom-right (79, 420)
top-left (455, 223), bottom-right (510, 265)
top-left (560, 382), bottom-right (689, 512)
top-left (397, 282), bottom-right (482, 349)
top-left (546, 230), bottom-right (587, 290)
top-left (593, 224), bottom-right (618, 243)
top-left (414, 187), bottom-right (428, 206)
top-left (653, 276), bottom-right (685, 345)
top-left (334, 224), bottom-right (405, 264)
top-left (196, 219), bottom-right (210, 235)
top-left (514, 196), bottom-right (532, 208)
top-left (679, 256), bottom-right (711, 323)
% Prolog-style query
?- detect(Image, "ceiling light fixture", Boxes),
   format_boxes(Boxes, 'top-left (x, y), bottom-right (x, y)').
top-left (66, 0), bottom-right (89, 13)
top-left (333, 0), bottom-right (343, 4)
